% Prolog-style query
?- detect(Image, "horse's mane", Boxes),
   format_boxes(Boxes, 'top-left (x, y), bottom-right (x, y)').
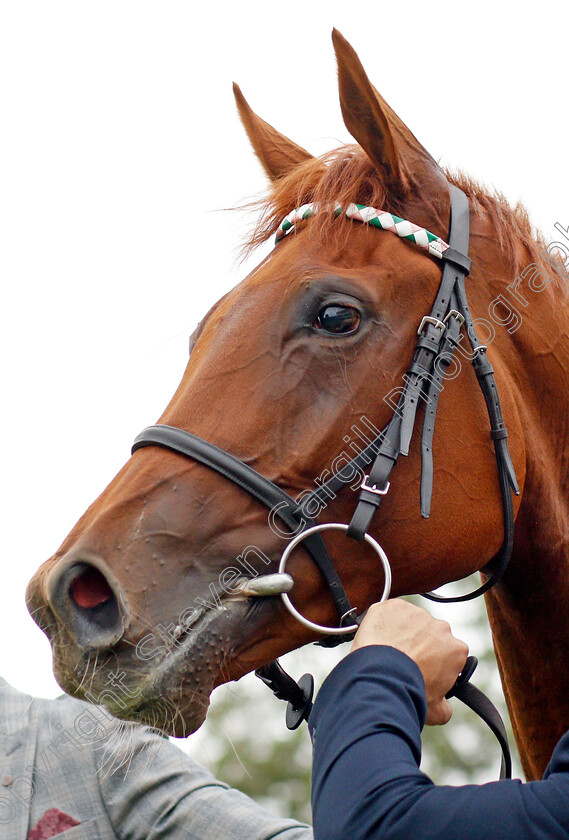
top-left (244, 144), bottom-right (547, 274)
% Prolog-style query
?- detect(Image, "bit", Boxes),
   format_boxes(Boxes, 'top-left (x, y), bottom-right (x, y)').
top-left (235, 573), bottom-right (294, 597)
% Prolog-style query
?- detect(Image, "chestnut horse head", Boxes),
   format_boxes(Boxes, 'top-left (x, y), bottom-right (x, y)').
top-left (29, 31), bottom-right (563, 755)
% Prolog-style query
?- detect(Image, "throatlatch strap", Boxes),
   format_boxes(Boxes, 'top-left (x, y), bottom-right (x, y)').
top-left (422, 269), bottom-right (519, 601)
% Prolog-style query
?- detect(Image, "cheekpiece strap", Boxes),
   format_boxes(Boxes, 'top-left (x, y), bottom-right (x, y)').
top-left (338, 185), bottom-right (519, 603)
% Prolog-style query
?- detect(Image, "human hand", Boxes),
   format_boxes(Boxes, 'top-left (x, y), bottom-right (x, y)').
top-left (351, 599), bottom-right (469, 725)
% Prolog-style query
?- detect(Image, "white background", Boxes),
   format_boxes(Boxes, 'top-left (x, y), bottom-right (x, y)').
top-left (1, 1), bottom-right (566, 714)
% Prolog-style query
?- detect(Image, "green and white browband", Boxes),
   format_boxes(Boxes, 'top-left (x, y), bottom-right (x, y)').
top-left (275, 202), bottom-right (450, 259)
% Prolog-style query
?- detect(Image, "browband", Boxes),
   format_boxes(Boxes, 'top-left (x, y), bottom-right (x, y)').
top-left (276, 201), bottom-right (451, 259)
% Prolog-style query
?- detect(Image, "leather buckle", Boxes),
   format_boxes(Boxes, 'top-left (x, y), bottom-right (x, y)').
top-left (417, 316), bottom-right (445, 336)
top-left (443, 309), bottom-right (465, 326)
top-left (360, 476), bottom-right (390, 496)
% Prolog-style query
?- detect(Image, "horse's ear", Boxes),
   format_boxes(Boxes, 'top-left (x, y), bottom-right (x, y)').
top-left (332, 29), bottom-right (435, 193)
top-left (233, 83), bottom-right (314, 182)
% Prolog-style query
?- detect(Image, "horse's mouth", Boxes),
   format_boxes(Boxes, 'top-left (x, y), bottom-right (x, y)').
top-left (51, 591), bottom-right (281, 737)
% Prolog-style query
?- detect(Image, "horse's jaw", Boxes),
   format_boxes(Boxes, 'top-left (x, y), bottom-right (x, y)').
top-left (37, 594), bottom-right (283, 737)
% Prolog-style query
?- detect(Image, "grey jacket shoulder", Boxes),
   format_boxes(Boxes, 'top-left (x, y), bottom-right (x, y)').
top-left (0, 678), bottom-right (312, 840)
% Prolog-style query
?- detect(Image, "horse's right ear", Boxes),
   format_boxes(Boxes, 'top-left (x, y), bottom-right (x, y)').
top-left (332, 29), bottom-right (436, 194)
top-left (233, 83), bottom-right (314, 182)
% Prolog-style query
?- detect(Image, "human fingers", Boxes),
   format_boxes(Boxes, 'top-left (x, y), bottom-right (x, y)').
top-left (426, 696), bottom-right (454, 726)
top-left (351, 599), bottom-right (429, 653)
top-left (351, 600), bottom-right (468, 725)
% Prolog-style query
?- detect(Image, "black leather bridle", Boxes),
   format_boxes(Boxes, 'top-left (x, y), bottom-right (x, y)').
top-left (131, 183), bottom-right (518, 777)
top-left (132, 185), bottom-right (519, 611)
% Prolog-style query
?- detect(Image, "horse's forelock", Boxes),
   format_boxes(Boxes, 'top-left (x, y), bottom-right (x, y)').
top-left (241, 144), bottom-right (549, 279)
top-left (242, 145), bottom-right (391, 256)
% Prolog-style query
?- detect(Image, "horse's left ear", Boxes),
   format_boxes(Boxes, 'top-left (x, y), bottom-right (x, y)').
top-left (332, 29), bottom-right (437, 194)
top-left (233, 83), bottom-right (314, 181)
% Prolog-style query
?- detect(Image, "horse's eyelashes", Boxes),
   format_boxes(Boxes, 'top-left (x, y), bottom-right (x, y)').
top-left (313, 304), bottom-right (361, 336)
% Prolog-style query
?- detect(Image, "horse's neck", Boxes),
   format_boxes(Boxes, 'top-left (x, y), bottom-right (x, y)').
top-left (484, 269), bottom-right (569, 779)
top-left (485, 512), bottom-right (569, 780)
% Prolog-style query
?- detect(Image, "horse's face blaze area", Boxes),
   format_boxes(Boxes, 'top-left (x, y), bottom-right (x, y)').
top-left (26, 33), bottom-right (525, 736)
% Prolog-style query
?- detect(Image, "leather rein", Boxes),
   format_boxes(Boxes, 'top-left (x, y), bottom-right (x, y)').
top-left (132, 183), bottom-right (519, 778)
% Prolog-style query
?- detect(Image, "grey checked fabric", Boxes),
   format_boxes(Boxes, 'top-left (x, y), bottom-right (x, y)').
top-left (0, 678), bottom-right (313, 839)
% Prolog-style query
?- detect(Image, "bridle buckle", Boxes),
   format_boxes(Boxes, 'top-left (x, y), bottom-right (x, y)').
top-left (360, 476), bottom-right (390, 496)
top-left (443, 309), bottom-right (465, 326)
top-left (417, 315), bottom-right (446, 335)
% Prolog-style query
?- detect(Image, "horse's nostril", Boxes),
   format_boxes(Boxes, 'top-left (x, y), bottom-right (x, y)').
top-left (70, 566), bottom-right (114, 609)
top-left (46, 559), bottom-right (127, 650)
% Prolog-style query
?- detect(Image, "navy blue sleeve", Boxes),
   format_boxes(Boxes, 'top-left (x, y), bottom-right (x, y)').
top-left (309, 646), bottom-right (569, 840)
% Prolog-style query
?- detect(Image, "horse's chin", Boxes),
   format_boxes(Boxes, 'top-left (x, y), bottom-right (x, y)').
top-left (51, 597), bottom-right (280, 737)
top-left (100, 683), bottom-right (212, 737)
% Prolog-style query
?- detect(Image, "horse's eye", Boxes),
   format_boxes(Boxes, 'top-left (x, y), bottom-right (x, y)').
top-left (313, 304), bottom-right (361, 335)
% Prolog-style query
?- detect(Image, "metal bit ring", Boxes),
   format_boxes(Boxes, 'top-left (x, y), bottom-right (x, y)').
top-left (278, 523), bottom-right (392, 635)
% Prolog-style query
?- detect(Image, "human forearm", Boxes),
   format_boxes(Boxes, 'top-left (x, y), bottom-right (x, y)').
top-left (310, 646), bottom-right (569, 840)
